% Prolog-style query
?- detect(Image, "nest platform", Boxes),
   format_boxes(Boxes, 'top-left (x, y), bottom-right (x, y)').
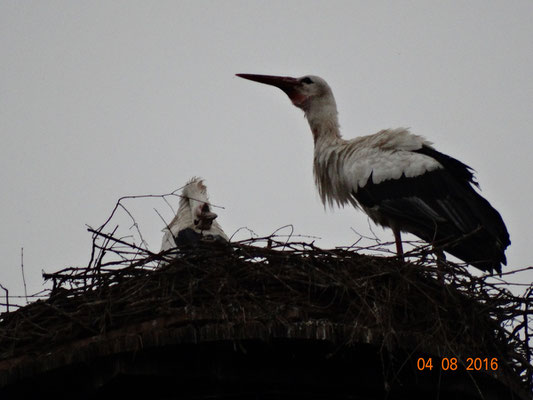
top-left (0, 236), bottom-right (530, 399)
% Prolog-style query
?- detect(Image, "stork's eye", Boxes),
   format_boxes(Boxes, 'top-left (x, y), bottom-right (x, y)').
top-left (301, 77), bottom-right (313, 84)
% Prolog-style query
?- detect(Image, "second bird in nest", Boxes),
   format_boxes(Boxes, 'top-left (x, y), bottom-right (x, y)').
top-left (160, 177), bottom-right (228, 254)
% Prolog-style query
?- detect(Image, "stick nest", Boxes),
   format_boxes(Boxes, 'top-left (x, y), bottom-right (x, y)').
top-left (0, 231), bottom-right (531, 394)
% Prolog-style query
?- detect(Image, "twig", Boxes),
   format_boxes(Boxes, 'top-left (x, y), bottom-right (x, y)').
top-left (0, 284), bottom-right (8, 312)
top-left (20, 248), bottom-right (28, 305)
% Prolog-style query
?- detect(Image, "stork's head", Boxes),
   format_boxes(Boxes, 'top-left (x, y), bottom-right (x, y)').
top-left (180, 178), bottom-right (218, 231)
top-left (237, 73), bottom-right (340, 142)
top-left (236, 74), bottom-right (336, 113)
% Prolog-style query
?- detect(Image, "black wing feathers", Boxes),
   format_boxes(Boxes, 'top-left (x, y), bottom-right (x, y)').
top-left (354, 145), bottom-right (510, 273)
top-left (413, 145), bottom-right (478, 187)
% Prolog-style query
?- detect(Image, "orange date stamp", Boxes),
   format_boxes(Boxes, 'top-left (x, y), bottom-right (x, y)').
top-left (417, 357), bottom-right (498, 371)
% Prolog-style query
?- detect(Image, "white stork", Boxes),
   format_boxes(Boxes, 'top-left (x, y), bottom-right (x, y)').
top-left (236, 73), bottom-right (510, 274)
top-left (160, 177), bottom-right (228, 253)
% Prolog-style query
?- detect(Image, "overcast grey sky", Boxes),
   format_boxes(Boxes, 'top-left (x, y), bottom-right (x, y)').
top-left (1, 1), bottom-right (532, 310)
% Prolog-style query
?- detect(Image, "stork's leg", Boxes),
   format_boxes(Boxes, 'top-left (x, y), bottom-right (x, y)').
top-left (393, 229), bottom-right (404, 262)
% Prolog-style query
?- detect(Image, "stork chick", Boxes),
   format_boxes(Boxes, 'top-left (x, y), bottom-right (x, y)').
top-left (160, 177), bottom-right (228, 253)
top-left (237, 73), bottom-right (510, 274)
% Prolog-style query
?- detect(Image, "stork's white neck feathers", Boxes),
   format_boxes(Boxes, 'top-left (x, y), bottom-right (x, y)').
top-left (306, 103), bottom-right (341, 145)
top-left (297, 78), bottom-right (342, 144)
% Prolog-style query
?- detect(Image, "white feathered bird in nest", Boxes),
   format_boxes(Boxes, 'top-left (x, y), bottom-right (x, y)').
top-left (160, 177), bottom-right (228, 253)
top-left (237, 73), bottom-right (510, 274)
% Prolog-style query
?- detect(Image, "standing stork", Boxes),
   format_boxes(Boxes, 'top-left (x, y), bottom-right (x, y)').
top-left (160, 177), bottom-right (228, 253)
top-left (236, 73), bottom-right (510, 274)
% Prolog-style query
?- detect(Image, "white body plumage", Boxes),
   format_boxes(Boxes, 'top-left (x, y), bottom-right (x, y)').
top-left (313, 128), bottom-right (440, 208)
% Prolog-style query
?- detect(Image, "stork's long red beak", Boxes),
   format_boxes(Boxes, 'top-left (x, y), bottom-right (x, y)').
top-left (236, 73), bottom-right (306, 105)
top-left (236, 74), bottom-right (299, 89)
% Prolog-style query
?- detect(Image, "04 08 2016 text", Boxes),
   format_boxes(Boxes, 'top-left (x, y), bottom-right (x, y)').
top-left (416, 357), bottom-right (498, 371)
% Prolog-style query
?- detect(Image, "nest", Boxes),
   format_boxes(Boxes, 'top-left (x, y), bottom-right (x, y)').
top-left (0, 222), bottom-right (530, 397)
